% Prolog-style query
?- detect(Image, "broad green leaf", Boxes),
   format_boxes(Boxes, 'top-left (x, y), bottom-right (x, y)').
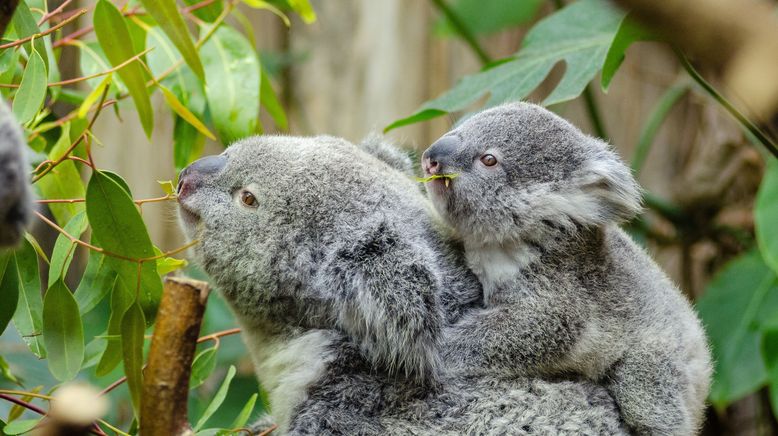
top-left (11, 238), bottom-right (45, 358)
top-left (386, 0), bottom-right (625, 131)
top-left (601, 16), bottom-right (654, 91)
top-left (94, 0), bottom-right (154, 137)
top-left (86, 171), bottom-right (162, 324)
top-left (78, 73), bottom-right (113, 118)
top-left (260, 64), bottom-right (287, 130)
top-left (75, 248), bottom-right (118, 314)
top-left (190, 346), bottom-right (218, 389)
top-left (36, 123), bottom-right (86, 225)
top-left (160, 85), bottom-right (215, 139)
top-left (12, 49), bottom-right (47, 125)
top-left (48, 212), bottom-right (88, 287)
top-left (0, 252), bottom-right (18, 335)
top-left (174, 114), bottom-right (206, 171)
top-left (288, 0), bottom-right (316, 23)
top-left (435, 0), bottom-right (542, 36)
top-left (139, 0), bottom-right (205, 80)
top-left (95, 279), bottom-right (133, 376)
top-left (3, 418), bottom-right (41, 435)
top-left (194, 365), bottom-right (236, 431)
top-left (756, 159), bottom-right (778, 276)
top-left (200, 25), bottom-right (260, 144)
top-left (231, 393), bottom-right (258, 429)
top-left (10, 2), bottom-right (48, 69)
top-left (42, 279), bottom-right (84, 381)
top-left (122, 301), bottom-right (146, 417)
top-left (696, 250), bottom-right (778, 407)
top-left (762, 328), bottom-right (778, 417)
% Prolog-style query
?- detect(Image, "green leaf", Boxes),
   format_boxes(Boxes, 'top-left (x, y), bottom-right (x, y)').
top-left (3, 418), bottom-right (41, 435)
top-left (139, 0), bottom-right (205, 80)
top-left (95, 279), bottom-right (133, 376)
top-left (194, 365), bottom-right (236, 431)
top-left (415, 173), bottom-right (459, 183)
top-left (0, 252), bottom-right (18, 335)
top-left (190, 346), bottom-right (218, 389)
top-left (75, 249), bottom-right (117, 314)
top-left (230, 393), bottom-right (258, 429)
top-left (160, 85), bottom-right (215, 139)
top-left (696, 250), bottom-right (778, 407)
top-left (756, 159), bottom-right (778, 276)
top-left (435, 0), bottom-right (543, 36)
top-left (42, 279), bottom-right (85, 381)
top-left (78, 73), bottom-right (113, 118)
top-left (122, 301), bottom-right (146, 418)
top-left (762, 327), bottom-right (778, 417)
top-left (48, 212), bottom-right (88, 287)
top-left (0, 355), bottom-right (21, 385)
top-left (386, 0), bottom-right (625, 131)
top-left (200, 25), bottom-right (260, 144)
top-left (10, 2), bottom-right (48, 70)
top-left (601, 16), bottom-right (654, 91)
top-left (11, 238), bottom-right (45, 358)
top-left (36, 123), bottom-right (86, 225)
top-left (260, 64), bottom-right (287, 130)
top-left (174, 114), bottom-right (206, 171)
top-left (288, 0), bottom-right (316, 23)
top-left (76, 41), bottom-right (127, 93)
top-left (94, 0), bottom-right (154, 137)
top-left (183, 0), bottom-right (224, 23)
top-left (86, 171), bottom-right (162, 325)
top-left (12, 49), bottom-right (47, 125)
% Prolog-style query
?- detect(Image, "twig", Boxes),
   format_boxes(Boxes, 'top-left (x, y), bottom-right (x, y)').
top-left (37, 0), bottom-right (76, 25)
top-left (258, 424), bottom-right (278, 436)
top-left (0, 8), bottom-right (86, 50)
top-left (141, 278), bottom-right (210, 436)
top-left (37, 194), bottom-right (176, 206)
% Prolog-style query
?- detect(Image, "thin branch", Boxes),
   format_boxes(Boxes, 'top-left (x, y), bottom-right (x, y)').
top-left (37, 0), bottom-right (76, 25)
top-left (196, 328), bottom-right (242, 344)
top-left (0, 8), bottom-right (86, 50)
top-left (52, 6), bottom-right (141, 48)
top-left (677, 51), bottom-right (778, 158)
top-left (37, 194), bottom-right (176, 206)
top-left (427, 0), bottom-right (490, 65)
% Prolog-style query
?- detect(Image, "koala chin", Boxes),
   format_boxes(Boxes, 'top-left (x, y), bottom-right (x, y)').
top-left (177, 134), bottom-right (628, 434)
top-left (421, 102), bottom-right (713, 436)
top-left (0, 99), bottom-right (32, 248)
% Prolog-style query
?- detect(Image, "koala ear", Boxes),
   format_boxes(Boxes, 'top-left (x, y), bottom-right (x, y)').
top-left (572, 141), bottom-right (642, 225)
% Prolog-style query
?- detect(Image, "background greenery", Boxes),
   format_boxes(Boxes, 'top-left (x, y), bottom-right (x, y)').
top-left (0, 0), bottom-right (777, 434)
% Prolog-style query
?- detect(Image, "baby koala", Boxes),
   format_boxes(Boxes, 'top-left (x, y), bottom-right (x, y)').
top-left (421, 102), bottom-right (712, 435)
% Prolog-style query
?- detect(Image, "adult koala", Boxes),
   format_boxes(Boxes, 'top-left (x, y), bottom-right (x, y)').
top-left (177, 134), bottom-right (627, 434)
top-left (0, 99), bottom-right (32, 247)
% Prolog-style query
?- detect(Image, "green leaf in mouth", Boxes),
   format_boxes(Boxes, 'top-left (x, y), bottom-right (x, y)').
top-left (415, 174), bottom-right (460, 183)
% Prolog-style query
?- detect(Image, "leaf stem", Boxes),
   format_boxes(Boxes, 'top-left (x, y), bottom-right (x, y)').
top-left (427, 0), bottom-right (491, 65)
top-left (631, 82), bottom-right (690, 176)
top-left (0, 8), bottom-right (87, 50)
top-left (676, 50), bottom-right (778, 159)
top-left (582, 85), bottom-right (607, 139)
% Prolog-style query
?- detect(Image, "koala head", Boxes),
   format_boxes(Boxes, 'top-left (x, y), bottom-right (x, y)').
top-left (0, 100), bottom-right (32, 247)
top-left (420, 102), bottom-right (641, 248)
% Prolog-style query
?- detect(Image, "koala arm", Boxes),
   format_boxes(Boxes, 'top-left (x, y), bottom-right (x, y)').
top-left (0, 99), bottom-right (32, 247)
top-left (444, 288), bottom-right (584, 376)
top-left (322, 222), bottom-right (444, 384)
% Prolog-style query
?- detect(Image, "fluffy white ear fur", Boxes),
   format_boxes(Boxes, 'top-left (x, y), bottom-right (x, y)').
top-left (567, 143), bottom-right (643, 226)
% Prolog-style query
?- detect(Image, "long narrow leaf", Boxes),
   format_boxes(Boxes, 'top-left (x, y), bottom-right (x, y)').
top-left (12, 49), bottom-right (47, 125)
top-left (42, 279), bottom-right (84, 381)
top-left (139, 0), bottom-right (205, 80)
top-left (122, 301), bottom-right (146, 418)
top-left (194, 365), bottom-right (236, 431)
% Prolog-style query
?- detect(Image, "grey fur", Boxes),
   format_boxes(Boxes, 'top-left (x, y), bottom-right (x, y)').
top-left (0, 99), bottom-right (32, 247)
top-left (177, 134), bottom-right (628, 434)
top-left (422, 102), bottom-right (712, 435)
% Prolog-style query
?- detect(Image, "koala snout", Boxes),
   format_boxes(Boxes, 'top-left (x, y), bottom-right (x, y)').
top-left (177, 154), bottom-right (227, 198)
top-left (422, 136), bottom-right (460, 175)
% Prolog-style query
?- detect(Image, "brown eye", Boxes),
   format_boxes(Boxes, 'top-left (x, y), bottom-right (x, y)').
top-left (480, 154), bottom-right (497, 167)
top-left (240, 190), bottom-right (257, 207)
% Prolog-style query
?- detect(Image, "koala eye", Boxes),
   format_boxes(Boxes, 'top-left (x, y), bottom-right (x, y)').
top-left (480, 154), bottom-right (498, 167)
top-left (240, 190), bottom-right (258, 208)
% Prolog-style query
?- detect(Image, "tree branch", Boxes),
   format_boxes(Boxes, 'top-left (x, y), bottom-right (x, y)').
top-left (140, 277), bottom-right (210, 436)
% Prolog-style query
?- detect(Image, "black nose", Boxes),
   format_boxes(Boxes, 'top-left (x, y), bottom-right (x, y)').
top-left (177, 155), bottom-right (227, 195)
top-left (421, 136), bottom-right (460, 175)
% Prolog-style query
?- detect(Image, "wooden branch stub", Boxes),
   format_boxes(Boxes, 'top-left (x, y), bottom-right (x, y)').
top-left (140, 277), bottom-right (210, 436)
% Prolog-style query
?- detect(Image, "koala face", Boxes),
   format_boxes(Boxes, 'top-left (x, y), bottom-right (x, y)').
top-left (421, 102), bottom-right (641, 247)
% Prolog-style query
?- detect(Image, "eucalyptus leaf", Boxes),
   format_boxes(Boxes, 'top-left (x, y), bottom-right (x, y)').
top-left (94, 0), bottom-right (154, 137)
top-left (200, 25), bottom-right (260, 144)
top-left (195, 365), bottom-right (236, 431)
top-left (75, 248), bottom-right (117, 314)
top-left (11, 238), bottom-right (46, 358)
top-left (0, 252), bottom-right (18, 335)
top-left (260, 64), bottom-right (287, 130)
top-left (36, 123), bottom-right (86, 225)
top-left (139, 0), bottom-right (205, 80)
top-left (42, 279), bottom-right (85, 381)
top-left (756, 159), bottom-right (778, 276)
top-left (12, 49), bottom-right (47, 125)
top-left (10, 2), bottom-right (48, 69)
top-left (122, 301), bottom-right (146, 418)
top-left (3, 418), bottom-right (41, 435)
top-left (95, 279), bottom-right (133, 376)
top-left (190, 346), bottom-right (218, 389)
top-left (48, 212), bottom-right (88, 287)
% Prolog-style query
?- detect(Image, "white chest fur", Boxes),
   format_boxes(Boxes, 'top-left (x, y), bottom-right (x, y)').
top-left (239, 325), bottom-right (338, 432)
top-left (465, 241), bottom-right (536, 301)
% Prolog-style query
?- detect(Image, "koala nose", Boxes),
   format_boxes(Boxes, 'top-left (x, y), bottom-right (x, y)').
top-left (421, 136), bottom-right (460, 175)
top-left (177, 154), bottom-right (227, 197)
